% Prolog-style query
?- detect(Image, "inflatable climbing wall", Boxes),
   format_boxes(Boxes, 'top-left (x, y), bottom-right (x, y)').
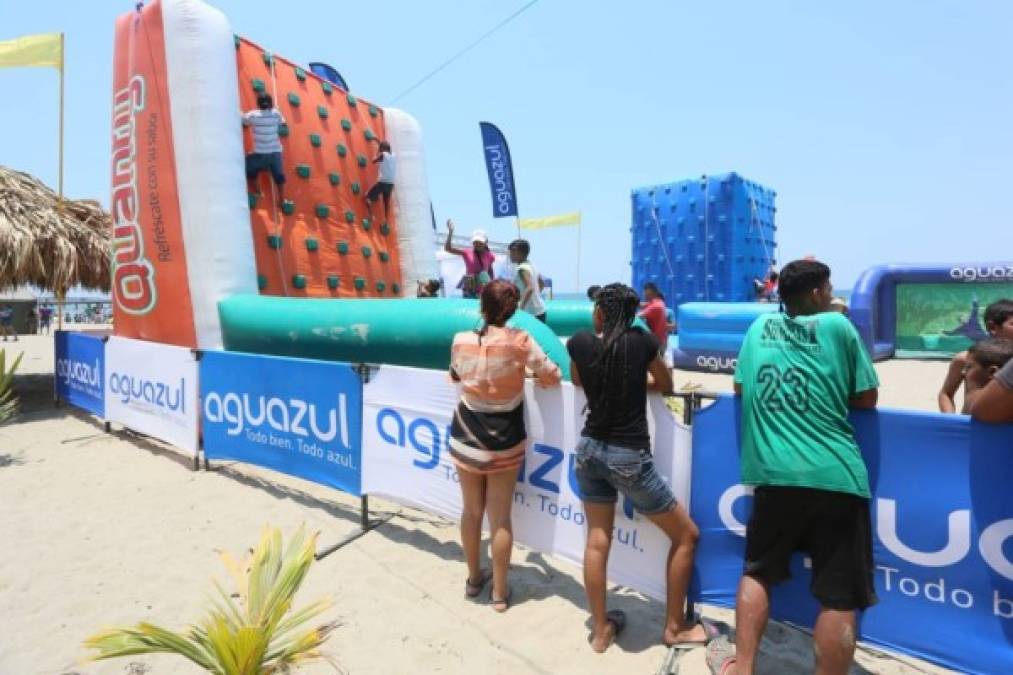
top-left (110, 0), bottom-right (434, 349)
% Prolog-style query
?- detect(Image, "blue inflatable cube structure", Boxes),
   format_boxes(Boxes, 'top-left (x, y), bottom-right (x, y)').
top-left (631, 173), bottom-right (777, 305)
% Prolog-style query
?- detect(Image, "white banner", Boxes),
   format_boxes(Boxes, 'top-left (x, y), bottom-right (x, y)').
top-left (362, 365), bottom-right (692, 601)
top-left (105, 336), bottom-right (199, 453)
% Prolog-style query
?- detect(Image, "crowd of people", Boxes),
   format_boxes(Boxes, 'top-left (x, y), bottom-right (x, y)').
top-left (442, 259), bottom-right (1013, 674)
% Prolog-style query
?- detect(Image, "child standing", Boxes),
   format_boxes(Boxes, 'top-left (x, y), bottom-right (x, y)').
top-left (938, 299), bottom-right (1013, 413)
top-left (508, 239), bottom-right (546, 323)
top-left (957, 338), bottom-right (1013, 414)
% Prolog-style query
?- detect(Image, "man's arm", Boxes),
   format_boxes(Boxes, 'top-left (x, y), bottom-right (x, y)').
top-left (970, 378), bottom-right (1013, 423)
top-left (937, 354), bottom-right (966, 413)
top-left (646, 355), bottom-right (674, 395)
top-left (849, 388), bottom-right (879, 409)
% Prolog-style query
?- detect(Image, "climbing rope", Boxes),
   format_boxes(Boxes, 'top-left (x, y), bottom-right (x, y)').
top-left (649, 190), bottom-right (677, 286)
top-left (266, 52), bottom-right (289, 296)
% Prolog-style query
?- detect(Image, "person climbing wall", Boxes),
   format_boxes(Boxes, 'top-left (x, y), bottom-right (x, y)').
top-left (366, 138), bottom-right (396, 220)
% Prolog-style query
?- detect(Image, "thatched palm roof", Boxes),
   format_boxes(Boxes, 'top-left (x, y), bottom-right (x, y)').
top-left (0, 166), bottom-right (110, 294)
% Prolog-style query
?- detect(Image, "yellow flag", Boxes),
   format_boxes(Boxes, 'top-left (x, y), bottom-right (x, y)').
top-left (0, 33), bottom-right (62, 70)
top-left (518, 211), bottom-right (581, 230)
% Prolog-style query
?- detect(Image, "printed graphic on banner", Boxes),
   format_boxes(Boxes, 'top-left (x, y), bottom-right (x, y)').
top-left (54, 331), bottom-right (105, 417)
top-left (104, 336), bottom-right (198, 452)
top-left (690, 395), bottom-right (1013, 675)
top-left (201, 351), bottom-right (363, 496)
top-left (895, 282), bottom-right (1013, 357)
top-left (361, 365), bottom-right (692, 601)
top-left (111, 2), bottom-right (196, 346)
top-left (479, 122), bottom-right (518, 218)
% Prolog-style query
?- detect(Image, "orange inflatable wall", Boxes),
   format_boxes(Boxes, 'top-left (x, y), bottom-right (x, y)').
top-left (236, 37), bottom-right (404, 298)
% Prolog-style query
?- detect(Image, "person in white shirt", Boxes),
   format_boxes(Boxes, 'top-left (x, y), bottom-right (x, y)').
top-left (508, 239), bottom-right (547, 323)
top-left (366, 139), bottom-right (396, 219)
top-left (242, 93), bottom-right (287, 207)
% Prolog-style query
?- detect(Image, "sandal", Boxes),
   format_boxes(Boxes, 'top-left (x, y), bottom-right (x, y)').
top-left (705, 635), bottom-right (737, 675)
top-left (665, 616), bottom-right (723, 648)
top-left (490, 586), bottom-right (512, 613)
top-left (465, 569), bottom-right (492, 599)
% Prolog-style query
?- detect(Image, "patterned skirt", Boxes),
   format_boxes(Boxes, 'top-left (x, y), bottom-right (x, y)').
top-left (449, 400), bottom-right (526, 474)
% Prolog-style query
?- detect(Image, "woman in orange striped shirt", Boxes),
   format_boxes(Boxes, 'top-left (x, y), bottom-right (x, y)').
top-left (450, 280), bottom-right (561, 611)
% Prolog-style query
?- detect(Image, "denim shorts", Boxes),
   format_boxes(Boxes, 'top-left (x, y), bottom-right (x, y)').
top-left (245, 152), bottom-right (285, 184)
top-left (574, 436), bottom-right (676, 515)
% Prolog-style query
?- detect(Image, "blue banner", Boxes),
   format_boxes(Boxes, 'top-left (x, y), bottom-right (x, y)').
top-left (200, 351), bottom-right (363, 496)
top-left (479, 121), bottom-right (518, 218)
top-left (690, 395), bottom-right (1013, 675)
top-left (54, 331), bottom-right (105, 417)
top-left (308, 62), bottom-right (348, 91)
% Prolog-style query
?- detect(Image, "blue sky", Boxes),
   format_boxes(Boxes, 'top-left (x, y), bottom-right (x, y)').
top-left (2, 0), bottom-right (1010, 292)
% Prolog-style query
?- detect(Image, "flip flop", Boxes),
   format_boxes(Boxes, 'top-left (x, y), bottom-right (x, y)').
top-left (665, 617), bottom-right (723, 649)
top-left (705, 635), bottom-right (737, 675)
top-left (465, 569), bottom-right (492, 599)
top-left (490, 586), bottom-right (512, 613)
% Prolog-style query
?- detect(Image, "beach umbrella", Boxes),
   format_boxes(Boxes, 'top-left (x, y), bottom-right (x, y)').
top-left (0, 165), bottom-right (110, 295)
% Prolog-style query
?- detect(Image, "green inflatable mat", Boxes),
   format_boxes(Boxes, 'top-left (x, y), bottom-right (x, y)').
top-left (542, 299), bottom-right (594, 337)
top-left (218, 295), bottom-right (572, 380)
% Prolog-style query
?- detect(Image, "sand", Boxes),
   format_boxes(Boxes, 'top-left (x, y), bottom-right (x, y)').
top-left (0, 334), bottom-right (956, 674)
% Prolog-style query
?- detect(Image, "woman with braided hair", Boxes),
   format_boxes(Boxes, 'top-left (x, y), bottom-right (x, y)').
top-left (567, 283), bottom-right (715, 652)
top-left (449, 279), bottom-right (562, 612)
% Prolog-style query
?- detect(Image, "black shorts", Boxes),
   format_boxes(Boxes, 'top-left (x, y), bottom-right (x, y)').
top-left (367, 181), bottom-right (394, 202)
top-left (246, 152), bottom-right (285, 184)
top-left (744, 486), bottom-right (878, 611)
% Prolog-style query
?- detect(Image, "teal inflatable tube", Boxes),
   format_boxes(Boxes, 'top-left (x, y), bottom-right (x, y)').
top-left (218, 295), bottom-right (571, 380)
top-left (543, 300), bottom-right (594, 336)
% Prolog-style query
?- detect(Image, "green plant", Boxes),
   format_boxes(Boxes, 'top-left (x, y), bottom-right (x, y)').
top-left (84, 526), bottom-right (338, 674)
top-left (0, 348), bottom-right (23, 424)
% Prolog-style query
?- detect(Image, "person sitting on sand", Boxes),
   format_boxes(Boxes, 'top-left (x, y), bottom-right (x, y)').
top-left (568, 283), bottom-right (716, 653)
top-left (708, 259), bottom-right (879, 675)
top-left (444, 219), bottom-right (495, 299)
top-left (970, 343), bottom-right (1013, 423)
top-left (365, 139), bottom-right (396, 220)
top-left (449, 280), bottom-right (561, 612)
top-left (242, 93), bottom-right (286, 208)
top-left (938, 299), bottom-right (1013, 413)
top-left (957, 338), bottom-right (1013, 414)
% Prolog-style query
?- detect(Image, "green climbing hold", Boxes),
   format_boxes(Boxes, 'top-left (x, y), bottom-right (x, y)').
top-left (336, 143), bottom-right (347, 157)
top-left (292, 274), bottom-right (307, 290)
top-left (391, 283), bottom-right (401, 294)
top-left (317, 105), bottom-right (328, 119)
top-left (327, 275), bottom-right (340, 289)
top-left (378, 251), bottom-right (389, 263)
top-left (351, 182), bottom-right (361, 195)
top-left (257, 274), bottom-right (268, 290)
top-left (361, 246), bottom-right (372, 258)
top-left (287, 92), bottom-right (300, 107)
top-left (262, 51), bottom-right (273, 66)
top-left (294, 66), bottom-right (306, 81)
top-left (340, 118), bottom-right (352, 132)
top-left (306, 237), bottom-right (319, 251)
top-left (248, 193), bottom-right (258, 209)
top-left (361, 218), bottom-right (371, 231)
top-left (354, 277), bottom-right (366, 290)
top-left (267, 234), bottom-right (283, 250)
top-left (356, 154), bottom-right (368, 168)
top-left (281, 200), bottom-right (295, 215)
top-left (379, 222), bottom-right (390, 236)
top-left (315, 204), bottom-right (330, 218)
top-left (368, 105), bottom-right (378, 118)
top-left (364, 128), bottom-right (375, 141)
top-left (337, 241), bottom-right (349, 254)
top-left (296, 164), bottom-right (311, 178)
top-left (376, 281), bottom-right (386, 292)
top-left (278, 123), bottom-right (290, 138)
top-left (344, 210), bottom-right (355, 223)
top-left (251, 78), bottom-right (266, 93)
top-left (309, 133), bottom-right (321, 147)
top-left (346, 93), bottom-right (357, 107)
top-left (234, 35), bottom-right (241, 50)
top-left (328, 172), bottom-right (340, 186)
top-left (321, 81), bottom-right (332, 95)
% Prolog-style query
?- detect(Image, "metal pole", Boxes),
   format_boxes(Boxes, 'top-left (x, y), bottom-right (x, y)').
top-left (576, 219), bottom-right (582, 291)
top-left (56, 33), bottom-right (65, 332)
top-left (360, 495), bottom-right (369, 530)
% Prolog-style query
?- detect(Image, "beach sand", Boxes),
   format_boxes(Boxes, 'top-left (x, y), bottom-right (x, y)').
top-left (0, 334), bottom-right (956, 674)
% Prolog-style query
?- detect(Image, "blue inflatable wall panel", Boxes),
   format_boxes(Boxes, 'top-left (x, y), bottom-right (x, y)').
top-left (672, 302), bottom-right (777, 373)
top-left (631, 173), bottom-right (776, 306)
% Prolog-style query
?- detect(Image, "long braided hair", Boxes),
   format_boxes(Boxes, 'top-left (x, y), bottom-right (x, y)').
top-left (590, 283), bottom-right (641, 424)
top-left (477, 279), bottom-right (519, 344)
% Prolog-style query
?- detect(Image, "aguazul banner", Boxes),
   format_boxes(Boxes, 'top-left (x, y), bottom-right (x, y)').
top-left (54, 331), bottom-right (105, 417)
top-left (104, 336), bottom-right (199, 453)
top-left (479, 121), bottom-right (518, 218)
top-left (200, 351), bottom-right (363, 496)
top-left (361, 365), bottom-right (692, 601)
top-left (689, 395), bottom-right (1013, 675)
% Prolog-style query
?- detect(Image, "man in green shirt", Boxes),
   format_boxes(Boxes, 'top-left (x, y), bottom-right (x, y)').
top-left (708, 260), bottom-right (879, 675)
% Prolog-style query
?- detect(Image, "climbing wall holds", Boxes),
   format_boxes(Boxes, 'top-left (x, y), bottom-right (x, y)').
top-left (292, 274), bottom-right (307, 289)
top-left (321, 81), bottom-right (332, 95)
top-left (287, 92), bottom-right (300, 107)
top-left (261, 51), bottom-right (273, 66)
top-left (376, 281), bottom-right (386, 292)
top-left (251, 78), bottom-right (265, 93)
top-left (315, 204), bottom-right (330, 218)
top-left (361, 218), bottom-right (371, 231)
top-left (346, 93), bottom-right (357, 107)
top-left (356, 154), bottom-right (368, 168)
top-left (368, 105), bottom-right (378, 118)
top-left (336, 143), bottom-right (347, 157)
top-left (328, 172), bottom-right (341, 186)
top-left (267, 234), bottom-right (283, 249)
top-left (378, 251), bottom-right (389, 263)
top-left (364, 128), bottom-right (375, 141)
top-left (350, 182), bottom-right (361, 195)
top-left (379, 222), bottom-right (390, 236)
top-left (391, 283), bottom-right (401, 295)
top-left (305, 237), bottom-right (319, 251)
top-left (309, 133), bottom-right (321, 147)
top-left (327, 275), bottom-right (339, 289)
top-left (296, 164), bottom-right (311, 178)
top-left (317, 105), bottom-right (328, 119)
top-left (340, 118), bottom-right (352, 132)
top-left (257, 274), bottom-right (268, 289)
top-left (248, 193), bottom-right (258, 209)
top-left (361, 245), bottom-right (372, 258)
top-left (344, 210), bottom-right (355, 223)
top-left (294, 66), bottom-right (306, 81)
top-left (354, 277), bottom-right (366, 290)
top-left (337, 241), bottom-right (350, 254)
top-left (281, 199), bottom-right (295, 215)
top-left (278, 123), bottom-right (290, 138)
